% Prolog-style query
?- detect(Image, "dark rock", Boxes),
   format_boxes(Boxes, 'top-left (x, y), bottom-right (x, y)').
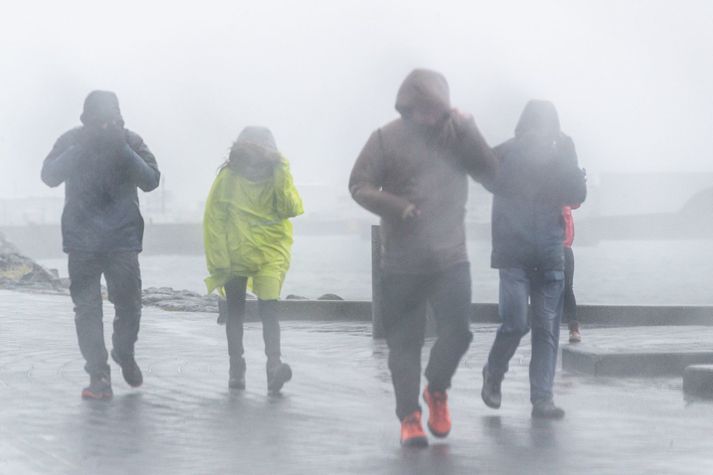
top-left (317, 293), bottom-right (344, 301)
top-left (142, 287), bottom-right (219, 313)
top-left (0, 232), bottom-right (67, 293)
top-left (286, 294), bottom-right (308, 300)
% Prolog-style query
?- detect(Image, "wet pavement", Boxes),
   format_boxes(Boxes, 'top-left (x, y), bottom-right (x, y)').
top-left (1, 290), bottom-right (713, 474)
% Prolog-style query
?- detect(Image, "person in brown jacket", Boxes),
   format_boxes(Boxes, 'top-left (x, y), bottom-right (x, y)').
top-left (349, 69), bottom-right (496, 447)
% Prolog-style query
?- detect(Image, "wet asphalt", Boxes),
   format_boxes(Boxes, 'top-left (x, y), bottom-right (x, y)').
top-left (1, 290), bottom-right (712, 475)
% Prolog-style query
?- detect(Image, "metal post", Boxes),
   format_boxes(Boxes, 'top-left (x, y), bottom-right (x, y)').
top-left (371, 225), bottom-right (385, 339)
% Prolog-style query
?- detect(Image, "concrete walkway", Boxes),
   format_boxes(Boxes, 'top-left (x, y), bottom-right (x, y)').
top-left (1, 290), bottom-right (712, 474)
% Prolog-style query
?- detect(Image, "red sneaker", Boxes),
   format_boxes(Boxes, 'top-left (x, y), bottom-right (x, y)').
top-left (400, 411), bottom-right (428, 447)
top-left (81, 374), bottom-right (113, 400)
top-left (423, 385), bottom-right (451, 438)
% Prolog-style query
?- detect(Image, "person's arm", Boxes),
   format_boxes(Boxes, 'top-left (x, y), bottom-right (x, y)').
top-left (349, 129), bottom-right (413, 220)
top-left (124, 131), bottom-right (161, 192)
top-left (477, 142), bottom-right (509, 194)
top-left (41, 131), bottom-right (84, 187)
top-left (448, 111), bottom-right (498, 185)
top-left (203, 172), bottom-right (231, 283)
top-left (273, 158), bottom-right (304, 219)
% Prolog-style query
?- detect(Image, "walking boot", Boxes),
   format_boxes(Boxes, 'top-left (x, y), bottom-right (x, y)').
top-left (111, 349), bottom-right (143, 388)
top-left (400, 410), bottom-right (428, 448)
top-left (532, 400), bottom-right (566, 419)
top-left (481, 365), bottom-right (503, 409)
top-left (568, 321), bottom-right (582, 343)
top-left (82, 373), bottom-right (113, 400)
top-left (422, 385), bottom-right (451, 438)
top-left (229, 357), bottom-right (246, 390)
top-left (266, 358), bottom-right (292, 394)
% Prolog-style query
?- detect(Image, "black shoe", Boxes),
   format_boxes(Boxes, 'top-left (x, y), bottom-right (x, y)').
top-left (111, 349), bottom-right (143, 388)
top-left (267, 361), bottom-right (292, 394)
top-left (481, 365), bottom-right (502, 409)
top-left (82, 373), bottom-right (113, 400)
top-left (229, 358), bottom-right (246, 390)
top-left (532, 400), bottom-right (565, 419)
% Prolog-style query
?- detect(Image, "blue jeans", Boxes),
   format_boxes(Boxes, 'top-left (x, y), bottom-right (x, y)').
top-left (486, 268), bottom-right (564, 404)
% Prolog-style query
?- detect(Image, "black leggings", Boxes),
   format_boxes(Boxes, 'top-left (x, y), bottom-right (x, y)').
top-left (563, 246), bottom-right (577, 324)
top-left (224, 277), bottom-right (281, 362)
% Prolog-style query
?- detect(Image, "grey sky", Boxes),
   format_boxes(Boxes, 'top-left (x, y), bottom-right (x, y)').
top-left (1, 0), bottom-right (712, 209)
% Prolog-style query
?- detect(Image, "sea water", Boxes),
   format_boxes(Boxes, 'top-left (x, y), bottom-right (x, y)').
top-left (39, 236), bottom-right (713, 305)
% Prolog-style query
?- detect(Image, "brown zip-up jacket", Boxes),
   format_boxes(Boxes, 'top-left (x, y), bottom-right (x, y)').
top-left (349, 69), bottom-right (497, 274)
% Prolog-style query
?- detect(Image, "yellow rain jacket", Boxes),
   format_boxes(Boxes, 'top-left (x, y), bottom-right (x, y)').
top-left (203, 158), bottom-right (303, 299)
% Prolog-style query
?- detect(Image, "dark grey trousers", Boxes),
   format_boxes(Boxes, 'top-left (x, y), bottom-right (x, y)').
top-left (382, 262), bottom-right (473, 420)
top-left (68, 251), bottom-right (142, 377)
top-left (563, 246), bottom-right (577, 323)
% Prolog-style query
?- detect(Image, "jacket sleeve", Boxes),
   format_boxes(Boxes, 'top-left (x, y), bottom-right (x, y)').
top-left (544, 136), bottom-right (587, 205)
top-left (348, 129), bottom-right (412, 220)
top-left (203, 172), bottom-right (231, 280)
top-left (449, 113), bottom-right (498, 185)
top-left (41, 131), bottom-right (83, 187)
top-left (479, 142), bottom-right (508, 194)
top-left (273, 158), bottom-right (304, 219)
top-left (124, 131), bottom-right (161, 192)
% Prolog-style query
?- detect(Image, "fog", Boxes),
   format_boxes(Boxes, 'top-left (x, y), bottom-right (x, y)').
top-left (1, 0), bottom-right (713, 214)
top-left (4, 5), bottom-right (713, 470)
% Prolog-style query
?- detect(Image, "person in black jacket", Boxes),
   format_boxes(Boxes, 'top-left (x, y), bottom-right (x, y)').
top-left (480, 100), bottom-right (586, 419)
top-left (41, 90), bottom-right (160, 400)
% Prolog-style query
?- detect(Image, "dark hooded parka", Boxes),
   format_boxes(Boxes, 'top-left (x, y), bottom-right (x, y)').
top-left (349, 69), bottom-right (497, 274)
top-left (41, 91), bottom-right (160, 252)
top-left (487, 100), bottom-right (586, 271)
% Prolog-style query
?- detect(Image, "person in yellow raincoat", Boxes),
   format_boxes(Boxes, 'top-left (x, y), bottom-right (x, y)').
top-left (204, 126), bottom-right (303, 393)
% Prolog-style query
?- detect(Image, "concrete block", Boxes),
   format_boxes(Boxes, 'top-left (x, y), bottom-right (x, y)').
top-left (562, 346), bottom-right (713, 377)
top-left (683, 365), bottom-right (713, 399)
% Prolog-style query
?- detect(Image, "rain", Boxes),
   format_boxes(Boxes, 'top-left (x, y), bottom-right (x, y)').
top-left (1, 1), bottom-right (713, 473)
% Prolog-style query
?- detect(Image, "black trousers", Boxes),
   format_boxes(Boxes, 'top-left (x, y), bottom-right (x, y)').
top-left (224, 277), bottom-right (281, 363)
top-left (563, 246), bottom-right (577, 323)
top-left (382, 262), bottom-right (473, 420)
top-left (68, 251), bottom-right (142, 377)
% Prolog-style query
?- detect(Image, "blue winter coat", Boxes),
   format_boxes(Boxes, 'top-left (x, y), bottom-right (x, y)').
top-left (41, 127), bottom-right (160, 253)
top-left (488, 133), bottom-right (586, 271)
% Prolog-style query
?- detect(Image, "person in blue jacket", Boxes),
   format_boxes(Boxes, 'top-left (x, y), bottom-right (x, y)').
top-left (480, 100), bottom-right (586, 419)
top-left (41, 90), bottom-right (160, 400)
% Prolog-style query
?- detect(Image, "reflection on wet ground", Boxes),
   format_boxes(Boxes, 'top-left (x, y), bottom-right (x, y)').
top-left (1, 290), bottom-right (712, 474)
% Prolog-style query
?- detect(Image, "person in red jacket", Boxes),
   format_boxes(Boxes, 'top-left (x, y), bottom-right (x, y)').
top-left (563, 205), bottom-right (581, 343)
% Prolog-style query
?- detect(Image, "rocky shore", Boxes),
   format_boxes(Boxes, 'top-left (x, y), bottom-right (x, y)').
top-left (0, 233), bottom-right (344, 313)
top-left (0, 232), bottom-right (67, 293)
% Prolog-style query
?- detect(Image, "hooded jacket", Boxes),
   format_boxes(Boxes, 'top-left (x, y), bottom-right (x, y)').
top-left (203, 127), bottom-right (303, 298)
top-left (349, 69), bottom-right (497, 274)
top-left (487, 100), bottom-right (586, 271)
top-left (41, 91), bottom-right (160, 253)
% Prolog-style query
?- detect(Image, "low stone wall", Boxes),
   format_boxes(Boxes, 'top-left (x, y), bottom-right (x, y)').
top-left (3, 232), bottom-right (713, 326)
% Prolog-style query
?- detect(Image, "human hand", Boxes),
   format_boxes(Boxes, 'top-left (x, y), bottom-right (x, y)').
top-left (451, 108), bottom-right (473, 122)
top-left (100, 122), bottom-right (127, 150)
top-left (401, 204), bottom-right (420, 220)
